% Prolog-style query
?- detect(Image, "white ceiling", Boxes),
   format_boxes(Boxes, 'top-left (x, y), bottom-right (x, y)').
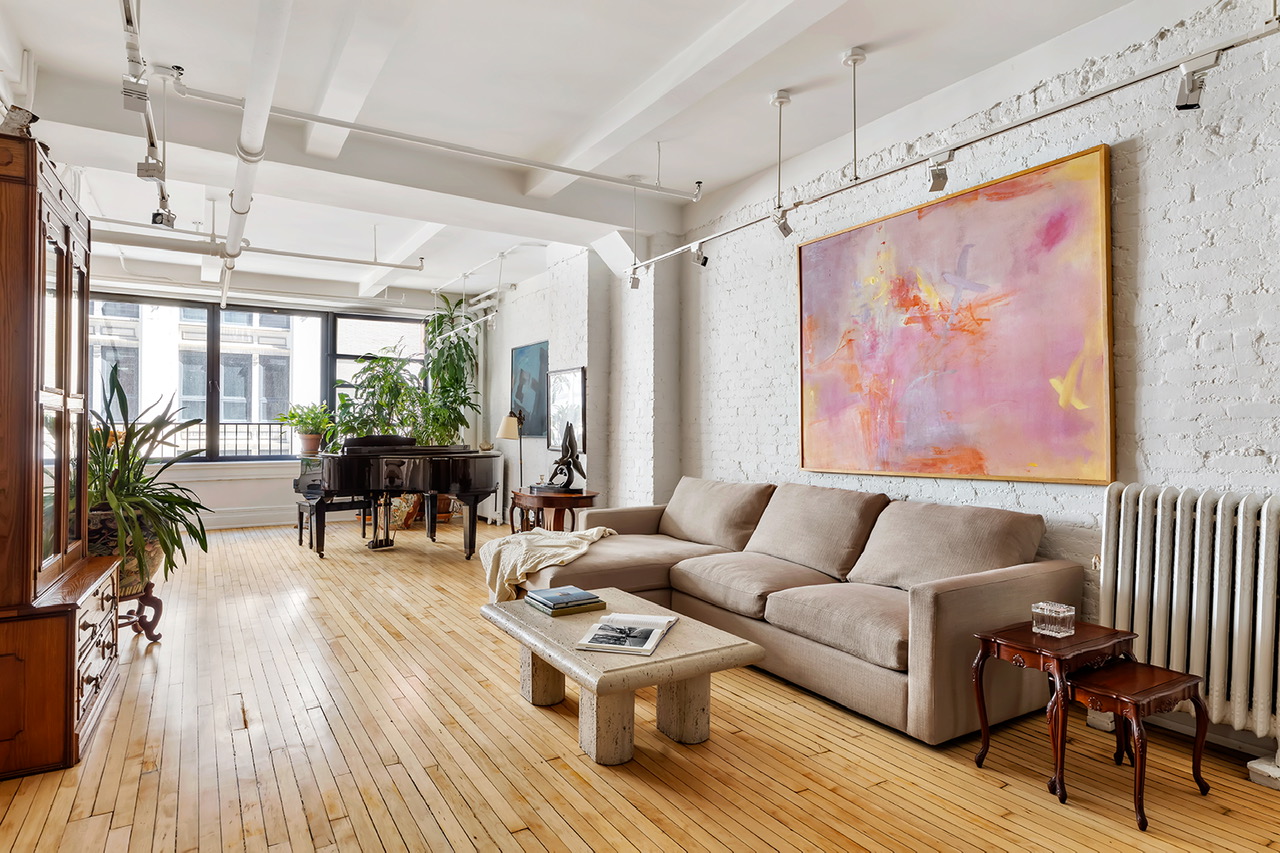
top-left (0, 0), bottom-right (1137, 302)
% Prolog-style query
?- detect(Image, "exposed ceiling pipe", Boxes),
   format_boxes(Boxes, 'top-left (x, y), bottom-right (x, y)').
top-left (93, 228), bottom-right (426, 271)
top-left (119, 0), bottom-right (173, 224)
top-left (173, 81), bottom-right (703, 202)
top-left (221, 0), bottom-right (295, 308)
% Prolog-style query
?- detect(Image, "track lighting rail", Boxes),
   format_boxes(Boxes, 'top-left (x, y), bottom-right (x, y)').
top-left (628, 15), bottom-right (1279, 278)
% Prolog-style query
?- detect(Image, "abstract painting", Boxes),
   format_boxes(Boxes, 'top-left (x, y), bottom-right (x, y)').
top-left (799, 145), bottom-right (1113, 484)
top-left (510, 341), bottom-right (549, 437)
top-left (547, 367), bottom-right (585, 450)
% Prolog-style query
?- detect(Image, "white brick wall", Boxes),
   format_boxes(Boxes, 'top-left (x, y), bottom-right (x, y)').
top-left (679, 0), bottom-right (1280, 618)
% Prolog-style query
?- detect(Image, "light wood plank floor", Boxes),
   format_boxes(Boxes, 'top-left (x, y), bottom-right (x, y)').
top-left (2, 520), bottom-right (1278, 852)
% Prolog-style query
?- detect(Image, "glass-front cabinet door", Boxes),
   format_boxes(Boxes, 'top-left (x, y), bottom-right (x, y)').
top-left (33, 211), bottom-right (88, 595)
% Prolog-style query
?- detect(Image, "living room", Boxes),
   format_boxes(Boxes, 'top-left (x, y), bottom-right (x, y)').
top-left (1, 0), bottom-right (1278, 849)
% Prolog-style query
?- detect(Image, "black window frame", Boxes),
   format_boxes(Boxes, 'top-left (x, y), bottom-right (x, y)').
top-left (86, 293), bottom-right (373, 462)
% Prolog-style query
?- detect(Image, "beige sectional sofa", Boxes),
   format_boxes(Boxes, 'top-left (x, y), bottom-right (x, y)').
top-left (520, 477), bottom-right (1084, 745)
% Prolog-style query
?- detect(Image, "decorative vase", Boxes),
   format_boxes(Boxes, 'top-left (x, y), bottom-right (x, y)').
top-left (87, 509), bottom-right (162, 598)
top-left (299, 433), bottom-right (323, 456)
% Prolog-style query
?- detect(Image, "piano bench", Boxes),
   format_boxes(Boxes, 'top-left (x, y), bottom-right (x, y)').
top-left (297, 497), bottom-right (372, 555)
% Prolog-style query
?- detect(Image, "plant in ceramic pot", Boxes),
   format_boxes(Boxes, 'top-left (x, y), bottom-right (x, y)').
top-left (87, 365), bottom-right (212, 599)
top-left (274, 401), bottom-right (335, 455)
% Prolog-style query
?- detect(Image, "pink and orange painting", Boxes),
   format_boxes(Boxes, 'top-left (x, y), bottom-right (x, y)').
top-left (799, 145), bottom-right (1113, 484)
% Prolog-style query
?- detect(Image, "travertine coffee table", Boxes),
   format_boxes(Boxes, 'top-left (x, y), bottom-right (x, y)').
top-left (481, 588), bottom-right (765, 765)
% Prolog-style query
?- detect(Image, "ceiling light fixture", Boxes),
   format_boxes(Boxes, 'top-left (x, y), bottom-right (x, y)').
top-left (771, 89), bottom-right (792, 240)
top-left (1175, 51), bottom-right (1220, 110)
top-left (842, 47), bottom-right (867, 180)
top-left (928, 150), bottom-right (954, 192)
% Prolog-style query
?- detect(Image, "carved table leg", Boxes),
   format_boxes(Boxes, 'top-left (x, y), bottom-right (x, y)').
top-left (1190, 693), bottom-right (1211, 796)
top-left (657, 673), bottom-right (711, 744)
top-left (119, 581), bottom-right (164, 642)
top-left (972, 645), bottom-right (992, 767)
top-left (519, 648), bottom-right (565, 706)
top-left (579, 690), bottom-right (635, 765)
top-left (1128, 710), bottom-right (1149, 831)
top-left (1047, 663), bottom-right (1068, 802)
top-left (1113, 711), bottom-right (1130, 765)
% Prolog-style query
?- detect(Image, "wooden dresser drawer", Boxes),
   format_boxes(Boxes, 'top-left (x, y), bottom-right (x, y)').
top-left (75, 572), bottom-right (116, 651)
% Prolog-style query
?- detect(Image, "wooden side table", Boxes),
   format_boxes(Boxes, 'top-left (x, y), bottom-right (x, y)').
top-left (1067, 661), bottom-right (1210, 831)
top-left (972, 620), bottom-right (1136, 803)
top-left (509, 490), bottom-right (599, 533)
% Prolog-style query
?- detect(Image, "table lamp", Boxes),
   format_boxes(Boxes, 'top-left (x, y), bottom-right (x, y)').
top-left (496, 409), bottom-right (525, 490)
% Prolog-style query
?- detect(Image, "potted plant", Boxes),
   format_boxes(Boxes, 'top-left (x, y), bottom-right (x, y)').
top-left (87, 365), bottom-right (211, 626)
top-left (421, 295), bottom-right (481, 447)
top-left (333, 345), bottom-right (428, 441)
top-left (274, 401), bottom-right (335, 455)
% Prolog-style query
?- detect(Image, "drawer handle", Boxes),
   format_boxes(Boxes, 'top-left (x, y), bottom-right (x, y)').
top-left (82, 673), bottom-right (99, 687)
top-left (102, 594), bottom-right (116, 606)
top-left (80, 619), bottom-right (94, 631)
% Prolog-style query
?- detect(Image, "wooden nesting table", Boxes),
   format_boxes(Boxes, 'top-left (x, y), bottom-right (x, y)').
top-left (481, 588), bottom-right (764, 764)
top-left (972, 620), bottom-right (1136, 802)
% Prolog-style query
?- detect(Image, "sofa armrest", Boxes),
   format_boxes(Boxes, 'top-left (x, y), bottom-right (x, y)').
top-left (906, 559), bottom-right (1084, 745)
top-left (577, 505), bottom-right (667, 536)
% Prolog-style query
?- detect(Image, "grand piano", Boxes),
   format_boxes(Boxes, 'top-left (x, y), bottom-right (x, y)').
top-left (295, 436), bottom-right (501, 559)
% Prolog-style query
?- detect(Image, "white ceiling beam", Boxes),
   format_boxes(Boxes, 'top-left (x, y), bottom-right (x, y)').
top-left (524, 0), bottom-right (845, 198)
top-left (0, 4), bottom-right (34, 108)
top-left (303, 0), bottom-right (415, 159)
top-left (358, 221), bottom-right (446, 297)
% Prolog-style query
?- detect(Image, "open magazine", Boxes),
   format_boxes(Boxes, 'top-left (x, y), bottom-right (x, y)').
top-left (575, 613), bottom-right (679, 656)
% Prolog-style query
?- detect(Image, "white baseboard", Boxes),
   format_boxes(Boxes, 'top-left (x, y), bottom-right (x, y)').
top-left (200, 505), bottom-right (298, 530)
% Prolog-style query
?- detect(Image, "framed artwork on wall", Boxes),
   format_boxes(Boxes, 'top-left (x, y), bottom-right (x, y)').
top-left (547, 367), bottom-right (586, 451)
top-left (798, 144), bottom-right (1113, 484)
top-left (510, 341), bottom-right (549, 437)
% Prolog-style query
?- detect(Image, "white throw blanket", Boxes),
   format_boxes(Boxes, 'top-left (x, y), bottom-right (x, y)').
top-left (481, 526), bottom-right (616, 602)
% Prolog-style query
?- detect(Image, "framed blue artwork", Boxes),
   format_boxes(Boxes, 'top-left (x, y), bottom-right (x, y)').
top-left (510, 341), bottom-right (549, 437)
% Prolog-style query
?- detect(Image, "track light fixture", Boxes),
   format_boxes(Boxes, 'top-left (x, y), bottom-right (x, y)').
top-left (928, 150), bottom-right (954, 193)
top-left (1176, 51), bottom-right (1220, 110)
top-left (690, 243), bottom-right (708, 267)
top-left (771, 89), bottom-right (793, 240)
top-left (772, 208), bottom-right (793, 238)
top-left (628, 272), bottom-right (641, 289)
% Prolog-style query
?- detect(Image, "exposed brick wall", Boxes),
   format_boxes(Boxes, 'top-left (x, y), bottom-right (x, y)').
top-left (678, 0), bottom-right (1279, 618)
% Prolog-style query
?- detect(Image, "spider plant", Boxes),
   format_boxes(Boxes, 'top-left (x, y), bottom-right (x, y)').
top-left (87, 364), bottom-right (211, 583)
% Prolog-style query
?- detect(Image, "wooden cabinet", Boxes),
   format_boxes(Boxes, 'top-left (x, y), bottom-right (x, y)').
top-left (0, 134), bottom-right (119, 780)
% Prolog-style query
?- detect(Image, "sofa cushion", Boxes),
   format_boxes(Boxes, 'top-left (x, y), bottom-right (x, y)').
top-left (657, 477), bottom-right (776, 551)
top-left (848, 501), bottom-right (1045, 590)
top-left (522, 534), bottom-right (728, 593)
top-left (670, 552), bottom-right (837, 619)
top-left (764, 583), bottom-right (910, 671)
top-left (745, 483), bottom-right (891, 579)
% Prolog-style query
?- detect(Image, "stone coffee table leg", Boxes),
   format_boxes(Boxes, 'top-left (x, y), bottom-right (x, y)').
top-left (520, 648), bottom-right (565, 705)
top-left (579, 690), bottom-right (635, 765)
top-left (656, 673), bottom-right (711, 744)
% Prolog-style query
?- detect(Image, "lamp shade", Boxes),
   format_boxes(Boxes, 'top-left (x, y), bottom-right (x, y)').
top-left (496, 415), bottom-right (521, 441)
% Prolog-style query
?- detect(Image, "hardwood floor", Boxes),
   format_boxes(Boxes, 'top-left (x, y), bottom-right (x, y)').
top-left (2, 519), bottom-right (1277, 852)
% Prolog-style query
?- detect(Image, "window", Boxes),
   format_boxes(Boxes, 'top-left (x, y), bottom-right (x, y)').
top-left (88, 296), bottom-right (407, 460)
top-left (220, 353), bottom-right (252, 422)
top-left (90, 343), bottom-right (139, 414)
top-left (98, 301), bottom-right (140, 318)
top-left (179, 350), bottom-right (206, 420)
top-left (333, 315), bottom-right (423, 390)
top-left (259, 355), bottom-right (290, 421)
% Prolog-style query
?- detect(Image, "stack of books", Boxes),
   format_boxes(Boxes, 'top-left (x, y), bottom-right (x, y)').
top-left (524, 586), bottom-right (605, 616)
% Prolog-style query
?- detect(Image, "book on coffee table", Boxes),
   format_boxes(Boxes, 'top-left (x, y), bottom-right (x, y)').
top-left (575, 613), bottom-right (679, 655)
top-left (526, 586), bottom-right (601, 610)
top-left (525, 598), bottom-right (606, 617)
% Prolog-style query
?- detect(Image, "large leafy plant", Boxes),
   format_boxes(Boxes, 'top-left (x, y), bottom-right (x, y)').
top-left (333, 346), bottom-right (428, 440)
top-left (421, 295), bottom-right (480, 445)
top-left (88, 365), bottom-right (211, 580)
